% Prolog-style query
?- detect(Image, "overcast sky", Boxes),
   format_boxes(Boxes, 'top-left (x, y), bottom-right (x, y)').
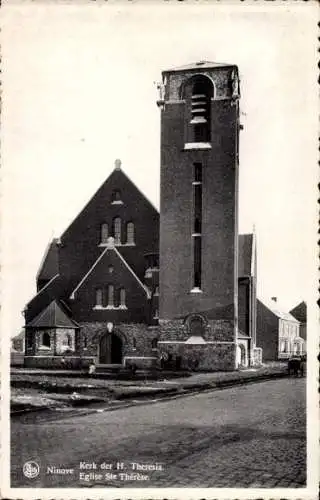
top-left (2, 1), bottom-right (318, 337)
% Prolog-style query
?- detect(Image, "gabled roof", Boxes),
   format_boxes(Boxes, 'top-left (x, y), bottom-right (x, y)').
top-left (258, 298), bottom-right (300, 323)
top-left (70, 240), bottom-right (151, 300)
top-left (26, 300), bottom-right (79, 328)
top-left (289, 301), bottom-right (307, 323)
top-left (238, 234), bottom-right (253, 277)
top-left (61, 164), bottom-right (158, 241)
top-left (164, 61), bottom-right (233, 73)
top-left (36, 238), bottom-right (59, 282)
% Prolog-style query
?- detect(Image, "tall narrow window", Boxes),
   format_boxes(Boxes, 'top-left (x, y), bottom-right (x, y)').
top-left (107, 285), bottom-right (114, 307)
top-left (113, 217), bottom-right (121, 245)
top-left (126, 222), bottom-right (135, 245)
top-left (95, 288), bottom-right (103, 307)
top-left (120, 288), bottom-right (126, 307)
top-left (192, 163), bottom-right (202, 289)
top-left (100, 223), bottom-right (108, 244)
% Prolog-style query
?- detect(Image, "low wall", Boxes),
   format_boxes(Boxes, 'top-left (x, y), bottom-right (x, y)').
top-left (11, 352), bottom-right (25, 367)
top-left (24, 356), bottom-right (96, 369)
top-left (123, 356), bottom-right (158, 370)
top-left (158, 342), bottom-right (236, 371)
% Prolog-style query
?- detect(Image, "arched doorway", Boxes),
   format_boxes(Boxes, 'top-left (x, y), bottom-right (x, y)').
top-left (99, 333), bottom-right (123, 364)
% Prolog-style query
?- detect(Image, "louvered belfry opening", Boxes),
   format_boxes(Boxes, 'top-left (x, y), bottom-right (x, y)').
top-left (183, 75), bottom-right (213, 144)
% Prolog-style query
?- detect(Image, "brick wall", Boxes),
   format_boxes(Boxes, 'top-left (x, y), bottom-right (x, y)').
top-left (160, 84), bottom-right (238, 321)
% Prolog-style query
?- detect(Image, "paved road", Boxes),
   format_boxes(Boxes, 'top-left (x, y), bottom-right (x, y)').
top-left (11, 378), bottom-right (306, 488)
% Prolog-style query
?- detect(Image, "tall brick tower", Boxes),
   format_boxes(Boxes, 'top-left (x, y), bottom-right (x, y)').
top-left (157, 61), bottom-right (240, 371)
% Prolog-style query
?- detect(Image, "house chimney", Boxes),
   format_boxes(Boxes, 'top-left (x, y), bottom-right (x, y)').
top-left (271, 297), bottom-right (277, 303)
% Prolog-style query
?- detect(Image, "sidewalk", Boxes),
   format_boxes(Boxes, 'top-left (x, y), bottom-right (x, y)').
top-left (11, 363), bottom-right (288, 415)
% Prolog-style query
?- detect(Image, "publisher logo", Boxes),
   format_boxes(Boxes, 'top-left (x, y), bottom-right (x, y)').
top-left (23, 461), bottom-right (40, 479)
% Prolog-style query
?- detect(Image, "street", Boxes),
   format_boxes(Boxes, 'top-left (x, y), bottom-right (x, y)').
top-left (11, 378), bottom-right (306, 488)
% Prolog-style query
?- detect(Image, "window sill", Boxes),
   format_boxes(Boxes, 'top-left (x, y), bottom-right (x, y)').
top-left (98, 242), bottom-right (122, 247)
top-left (190, 288), bottom-right (203, 294)
top-left (184, 142), bottom-right (212, 150)
top-left (93, 305), bottom-right (128, 310)
top-left (122, 242), bottom-right (136, 247)
top-left (111, 200), bottom-right (123, 205)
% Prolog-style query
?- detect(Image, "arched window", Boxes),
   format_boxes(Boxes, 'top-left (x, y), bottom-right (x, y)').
top-left (151, 338), bottom-right (158, 349)
top-left (107, 285), bottom-right (114, 307)
top-left (100, 223), bottom-right (109, 244)
top-left (183, 75), bottom-right (213, 145)
top-left (120, 288), bottom-right (126, 307)
top-left (95, 288), bottom-right (103, 307)
top-left (113, 217), bottom-right (121, 245)
top-left (42, 332), bottom-right (51, 348)
top-left (187, 314), bottom-right (206, 336)
top-left (111, 190), bottom-right (122, 204)
top-left (126, 222), bottom-right (135, 245)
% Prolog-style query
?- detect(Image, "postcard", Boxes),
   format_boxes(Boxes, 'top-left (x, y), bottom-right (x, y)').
top-left (1, 1), bottom-right (318, 499)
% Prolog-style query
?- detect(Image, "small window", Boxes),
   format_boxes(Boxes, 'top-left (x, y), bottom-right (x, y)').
top-left (151, 338), bottom-right (158, 349)
top-left (113, 217), bottom-right (121, 245)
top-left (120, 288), bottom-right (126, 307)
top-left (96, 288), bottom-right (103, 307)
top-left (108, 265), bottom-right (114, 274)
top-left (26, 333), bottom-right (33, 348)
top-left (83, 335), bottom-right (88, 349)
top-left (126, 222), bottom-right (135, 245)
top-left (111, 190), bottom-right (123, 204)
top-left (42, 332), bottom-right (51, 348)
top-left (67, 334), bottom-right (72, 348)
top-left (100, 223), bottom-right (109, 244)
top-left (153, 309), bottom-right (159, 320)
top-left (108, 285), bottom-right (114, 307)
top-left (133, 337), bottom-right (136, 349)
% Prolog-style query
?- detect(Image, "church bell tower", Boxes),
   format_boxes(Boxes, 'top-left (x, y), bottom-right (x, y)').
top-left (157, 61), bottom-right (240, 371)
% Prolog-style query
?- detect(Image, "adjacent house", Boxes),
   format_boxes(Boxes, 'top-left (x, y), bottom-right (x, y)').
top-left (256, 297), bottom-right (304, 361)
top-left (290, 301), bottom-right (307, 346)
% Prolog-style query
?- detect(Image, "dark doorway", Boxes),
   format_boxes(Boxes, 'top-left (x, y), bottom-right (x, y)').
top-left (99, 333), bottom-right (123, 364)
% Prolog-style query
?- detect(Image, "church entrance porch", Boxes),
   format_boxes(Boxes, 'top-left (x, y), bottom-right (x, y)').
top-left (99, 333), bottom-right (123, 364)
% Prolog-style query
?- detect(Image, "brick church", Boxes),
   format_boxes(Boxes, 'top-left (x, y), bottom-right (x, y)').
top-left (23, 61), bottom-right (260, 371)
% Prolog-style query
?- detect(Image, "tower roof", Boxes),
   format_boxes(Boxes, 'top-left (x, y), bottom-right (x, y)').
top-left (26, 300), bottom-right (79, 328)
top-left (163, 61), bottom-right (234, 73)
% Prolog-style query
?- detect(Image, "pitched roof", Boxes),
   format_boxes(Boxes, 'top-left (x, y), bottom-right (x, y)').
top-left (258, 298), bottom-right (300, 323)
top-left (289, 301), bottom-right (307, 323)
top-left (238, 234), bottom-right (253, 277)
top-left (163, 61), bottom-right (233, 73)
top-left (36, 239), bottom-right (59, 282)
top-left (26, 300), bottom-right (79, 328)
top-left (69, 240), bottom-right (151, 300)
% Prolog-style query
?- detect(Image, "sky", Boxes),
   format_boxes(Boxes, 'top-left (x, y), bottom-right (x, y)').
top-left (2, 1), bottom-right (318, 337)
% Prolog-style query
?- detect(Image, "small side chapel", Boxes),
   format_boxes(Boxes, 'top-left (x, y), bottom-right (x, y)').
top-left (23, 61), bottom-right (260, 371)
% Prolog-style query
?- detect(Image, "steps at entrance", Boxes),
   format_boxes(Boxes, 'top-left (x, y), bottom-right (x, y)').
top-left (95, 364), bottom-right (124, 374)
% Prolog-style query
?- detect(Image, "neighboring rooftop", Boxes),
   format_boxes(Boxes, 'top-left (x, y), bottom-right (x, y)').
top-left (290, 301), bottom-right (307, 323)
top-left (258, 298), bottom-right (300, 323)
